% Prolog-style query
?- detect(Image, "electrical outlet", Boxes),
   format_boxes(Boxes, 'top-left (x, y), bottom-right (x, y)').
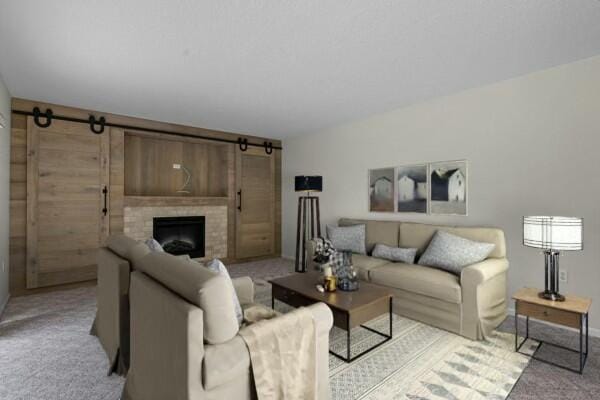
top-left (559, 270), bottom-right (568, 283)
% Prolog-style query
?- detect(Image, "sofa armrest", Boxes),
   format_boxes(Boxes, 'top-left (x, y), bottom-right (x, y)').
top-left (232, 276), bottom-right (255, 305)
top-left (460, 258), bottom-right (509, 340)
top-left (461, 258), bottom-right (509, 286)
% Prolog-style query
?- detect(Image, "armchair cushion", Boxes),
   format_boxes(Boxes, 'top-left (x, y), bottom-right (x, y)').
top-left (232, 276), bottom-right (255, 305)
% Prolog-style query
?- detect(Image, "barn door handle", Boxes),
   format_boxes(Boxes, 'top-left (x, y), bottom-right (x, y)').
top-left (102, 186), bottom-right (108, 216)
top-left (237, 190), bottom-right (242, 212)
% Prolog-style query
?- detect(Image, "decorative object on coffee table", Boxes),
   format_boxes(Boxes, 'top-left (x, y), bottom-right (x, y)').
top-left (514, 287), bottom-right (591, 374)
top-left (334, 250), bottom-right (359, 291)
top-left (523, 216), bottom-right (583, 301)
top-left (313, 237), bottom-right (335, 272)
top-left (294, 175), bottom-right (323, 272)
top-left (270, 272), bottom-right (393, 362)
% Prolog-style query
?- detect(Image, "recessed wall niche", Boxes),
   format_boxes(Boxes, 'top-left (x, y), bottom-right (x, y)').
top-left (124, 132), bottom-right (230, 197)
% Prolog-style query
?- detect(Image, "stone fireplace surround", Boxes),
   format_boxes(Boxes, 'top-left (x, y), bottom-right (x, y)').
top-left (123, 205), bottom-right (227, 261)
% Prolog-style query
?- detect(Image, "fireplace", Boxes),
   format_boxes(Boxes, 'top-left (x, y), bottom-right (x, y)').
top-left (153, 216), bottom-right (205, 258)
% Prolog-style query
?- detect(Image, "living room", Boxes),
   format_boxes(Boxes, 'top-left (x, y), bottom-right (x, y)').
top-left (0, 2), bottom-right (599, 400)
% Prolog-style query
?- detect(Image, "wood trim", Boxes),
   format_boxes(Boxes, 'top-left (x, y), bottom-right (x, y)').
top-left (25, 117), bottom-right (39, 288)
top-left (123, 196), bottom-right (229, 207)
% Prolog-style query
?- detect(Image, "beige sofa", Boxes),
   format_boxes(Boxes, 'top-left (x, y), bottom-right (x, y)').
top-left (93, 235), bottom-right (334, 400)
top-left (311, 219), bottom-right (509, 340)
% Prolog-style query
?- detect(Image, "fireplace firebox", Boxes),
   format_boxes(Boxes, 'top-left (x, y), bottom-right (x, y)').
top-left (153, 216), bottom-right (205, 258)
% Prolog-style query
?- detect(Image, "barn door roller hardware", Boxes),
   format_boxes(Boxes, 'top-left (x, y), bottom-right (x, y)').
top-left (13, 107), bottom-right (282, 154)
top-left (238, 137), bottom-right (248, 151)
top-left (89, 115), bottom-right (106, 134)
top-left (264, 141), bottom-right (273, 154)
top-left (33, 107), bottom-right (53, 128)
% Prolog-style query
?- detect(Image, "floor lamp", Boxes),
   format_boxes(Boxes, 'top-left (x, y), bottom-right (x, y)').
top-left (295, 176), bottom-right (322, 273)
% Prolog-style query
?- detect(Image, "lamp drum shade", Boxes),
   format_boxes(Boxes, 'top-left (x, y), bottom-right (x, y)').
top-left (523, 216), bottom-right (583, 251)
top-left (295, 175), bottom-right (322, 192)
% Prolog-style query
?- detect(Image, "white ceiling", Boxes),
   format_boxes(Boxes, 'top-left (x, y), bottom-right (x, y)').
top-left (1, 1), bottom-right (600, 139)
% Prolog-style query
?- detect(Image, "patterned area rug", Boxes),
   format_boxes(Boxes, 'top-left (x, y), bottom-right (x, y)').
top-left (254, 279), bottom-right (537, 400)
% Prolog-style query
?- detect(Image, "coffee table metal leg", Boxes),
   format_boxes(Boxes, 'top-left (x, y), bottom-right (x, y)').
top-left (347, 313), bottom-right (351, 361)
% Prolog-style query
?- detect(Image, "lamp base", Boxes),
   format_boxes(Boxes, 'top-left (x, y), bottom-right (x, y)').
top-left (538, 290), bottom-right (565, 302)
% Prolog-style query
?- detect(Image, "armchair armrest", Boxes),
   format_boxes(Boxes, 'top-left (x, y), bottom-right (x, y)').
top-left (461, 258), bottom-right (509, 286)
top-left (232, 276), bottom-right (255, 305)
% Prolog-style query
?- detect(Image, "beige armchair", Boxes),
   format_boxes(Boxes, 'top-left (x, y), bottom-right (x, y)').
top-left (122, 251), bottom-right (333, 400)
top-left (91, 234), bottom-right (150, 375)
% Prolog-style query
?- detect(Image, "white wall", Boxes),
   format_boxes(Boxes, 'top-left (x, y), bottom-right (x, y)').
top-left (283, 56), bottom-right (600, 331)
top-left (0, 74), bottom-right (11, 315)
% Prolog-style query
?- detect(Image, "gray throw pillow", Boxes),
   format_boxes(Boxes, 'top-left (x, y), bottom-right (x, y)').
top-left (145, 238), bottom-right (164, 252)
top-left (372, 243), bottom-right (417, 264)
top-left (326, 224), bottom-right (366, 255)
top-left (418, 231), bottom-right (495, 275)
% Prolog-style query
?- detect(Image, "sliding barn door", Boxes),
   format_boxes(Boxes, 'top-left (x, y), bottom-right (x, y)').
top-left (26, 117), bottom-right (110, 289)
top-left (235, 147), bottom-right (275, 258)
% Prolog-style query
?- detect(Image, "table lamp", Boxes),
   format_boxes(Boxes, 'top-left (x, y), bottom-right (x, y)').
top-left (523, 216), bottom-right (583, 301)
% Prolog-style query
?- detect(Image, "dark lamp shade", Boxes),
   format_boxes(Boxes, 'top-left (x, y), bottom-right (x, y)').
top-left (295, 175), bottom-right (322, 192)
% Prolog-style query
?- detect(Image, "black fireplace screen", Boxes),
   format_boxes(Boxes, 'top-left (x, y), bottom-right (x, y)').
top-left (153, 216), bottom-right (205, 258)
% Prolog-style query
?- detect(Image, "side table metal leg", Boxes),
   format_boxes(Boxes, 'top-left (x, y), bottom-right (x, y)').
top-left (514, 311), bottom-right (518, 351)
top-left (580, 316), bottom-right (583, 374)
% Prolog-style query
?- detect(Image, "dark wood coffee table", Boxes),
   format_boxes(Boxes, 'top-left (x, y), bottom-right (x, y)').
top-left (270, 272), bottom-right (393, 362)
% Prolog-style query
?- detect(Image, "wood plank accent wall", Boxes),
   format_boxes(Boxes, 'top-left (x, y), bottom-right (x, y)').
top-left (9, 98), bottom-right (282, 296)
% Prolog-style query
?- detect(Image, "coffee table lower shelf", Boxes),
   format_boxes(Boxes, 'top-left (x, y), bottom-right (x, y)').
top-left (273, 294), bottom-right (393, 363)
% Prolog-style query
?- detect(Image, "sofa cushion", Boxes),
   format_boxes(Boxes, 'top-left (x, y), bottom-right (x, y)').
top-left (369, 263), bottom-right (462, 304)
top-left (372, 244), bottom-right (417, 264)
top-left (351, 254), bottom-right (390, 281)
top-left (339, 218), bottom-right (400, 254)
top-left (327, 224), bottom-right (366, 255)
top-left (418, 231), bottom-right (495, 275)
top-left (399, 222), bottom-right (506, 258)
top-left (136, 252), bottom-right (239, 344)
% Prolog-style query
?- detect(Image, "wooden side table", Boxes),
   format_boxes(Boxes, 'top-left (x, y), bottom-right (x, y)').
top-left (513, 287), bottom-right (591, 374)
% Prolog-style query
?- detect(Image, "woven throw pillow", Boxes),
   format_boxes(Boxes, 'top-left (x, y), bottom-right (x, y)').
top-left (145, 238), bottom-right (164, 252)
top-left (207, 258), bottom-right (243, 326)
top-left (326, 224), bottom-right (366, 255)
top-left (372, 243), bottom-right (417, 264)
top-left (418, 231), bottom-right (495, 275)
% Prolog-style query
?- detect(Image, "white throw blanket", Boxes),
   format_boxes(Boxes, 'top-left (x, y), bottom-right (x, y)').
top-left (239, 306), bottom-right (316, 400)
